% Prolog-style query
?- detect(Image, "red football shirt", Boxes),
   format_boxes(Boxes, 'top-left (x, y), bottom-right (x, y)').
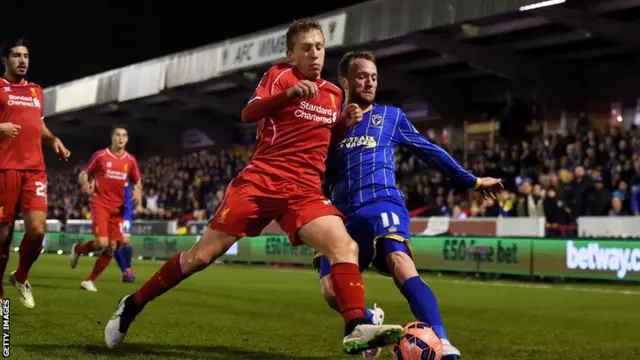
top-left (248, 63), bottom-right (343, 190)
top-left (0, 78), bottom-right (45, 170)
top-left (85, 148), bottom-right (141, 209)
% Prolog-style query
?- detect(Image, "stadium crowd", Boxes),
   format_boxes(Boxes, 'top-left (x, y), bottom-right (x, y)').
top-left (46, 123), bottom-right (640, 226)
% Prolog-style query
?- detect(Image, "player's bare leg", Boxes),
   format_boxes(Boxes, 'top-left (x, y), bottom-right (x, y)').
top-left (0, 222), bottom-right (15, 300)
top-left (104, 228), bottom-right (239, 348)
top-left (9, 210), bottom-right (46, 308)
top-left (386, 250), bottom-right (461, 360)
top-left (299, 215), bottom-right (403, 354)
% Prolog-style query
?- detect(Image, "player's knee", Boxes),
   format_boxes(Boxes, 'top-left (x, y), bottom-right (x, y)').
top-left (185, 229), bottom-right (237, 271)
top-left (94, 237), bottom-right (109, 250)
top-left (387, 250), bottom-right (419, 285)
top-left (327, 237), bottom-right (359, 264)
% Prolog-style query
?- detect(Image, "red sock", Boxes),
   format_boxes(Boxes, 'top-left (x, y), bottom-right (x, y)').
top-left (15, 233), bottom-right (44, 284)
top-left (330, 262), bottom-right (366, 325)
top-left (86, 252), bottom-right (112, 281)
top-left (74, 241), bottom-right (95, 254)
top-left (133, 252), bottom-right (186, 307)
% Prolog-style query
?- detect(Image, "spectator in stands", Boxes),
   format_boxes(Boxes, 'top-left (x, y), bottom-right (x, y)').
top-left (586, 176), bottom-right (611, 216)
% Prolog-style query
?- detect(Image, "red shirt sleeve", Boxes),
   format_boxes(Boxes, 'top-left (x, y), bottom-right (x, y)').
top-left (241, 64), bottom-right (294, 123)
top-left (128, 156), bottom-right (142, 184)
top-left (84, 150), bottom-right (103, 175)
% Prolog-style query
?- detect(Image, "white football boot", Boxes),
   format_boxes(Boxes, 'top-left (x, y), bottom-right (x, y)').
top-left (442, 338), bottom-right (462, 359)
top-left (362, 304), bottom-right (385, 359)
top-left (68, 244), bottom-right (80, 269)
top-left (80, 280), bottom-right (98, 292)
top-left (105, 295), bottom-right (142, 348)
top-left (343, 321), bottom-right (403, 355)
top-left (8, 271), bottom-right (35, 308)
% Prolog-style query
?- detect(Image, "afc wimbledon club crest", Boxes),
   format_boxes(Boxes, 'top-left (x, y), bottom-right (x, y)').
top-left (371, 114), bottom-right (383, 127)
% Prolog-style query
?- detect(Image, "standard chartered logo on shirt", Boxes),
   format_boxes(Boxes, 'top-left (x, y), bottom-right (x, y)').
top-left (295, 101), bottom-right (336, 124)
top-left (566, 240), bottom-right (640, 279)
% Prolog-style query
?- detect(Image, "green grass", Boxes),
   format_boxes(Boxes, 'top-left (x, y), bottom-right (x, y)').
top-left (5, 254), bottom-right (640, 359)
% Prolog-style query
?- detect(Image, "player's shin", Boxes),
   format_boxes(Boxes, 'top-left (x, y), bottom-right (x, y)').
top-left (123, 244), bottom-right (133, 269)
top-left (86, 249), bottom-right (113, 281)
top-left (322, 275), bottom-right (376, 323)
top-left (390, 251), bottom-right (448, 340)
top-left (15, 232), bottom-right (44, 284)
top-left (113, 247), bottom-right (127, 273)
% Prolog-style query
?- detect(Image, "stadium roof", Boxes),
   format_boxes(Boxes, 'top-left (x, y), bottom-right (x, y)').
top-left (43, 0), bottom-right (640, 150)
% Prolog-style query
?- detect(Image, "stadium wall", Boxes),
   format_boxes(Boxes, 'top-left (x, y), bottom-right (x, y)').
top-left (14, 231), bottom-right (640, 283)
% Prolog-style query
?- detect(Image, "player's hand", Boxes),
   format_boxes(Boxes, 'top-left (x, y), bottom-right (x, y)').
top-left (83, 181), bottom-right (95, 196)
top-left (341, 103), bottom-right (363, 127)
top-left (477, 177), bottom-right (503, 200)
top-left (52, 137), bottom-right (71, 161)
top-left (286, 80), bottom-right (318, 99)
top-left (0, 123), bottom-right (21, 138)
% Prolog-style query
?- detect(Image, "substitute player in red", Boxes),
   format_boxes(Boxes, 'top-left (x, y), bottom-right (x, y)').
top-left (69, 125), bottom-right (142, 291)
top-left (0, 38), bottom-right (71, 308)
top-left (105, 19), bottom-right (404, 355)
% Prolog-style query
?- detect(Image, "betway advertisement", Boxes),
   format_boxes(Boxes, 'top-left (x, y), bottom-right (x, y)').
top-left (534, 240), bottom-right (640, 281)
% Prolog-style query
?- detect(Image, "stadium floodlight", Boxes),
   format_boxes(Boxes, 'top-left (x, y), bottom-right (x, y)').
top-left (519, 0), bottom-right (566, 11)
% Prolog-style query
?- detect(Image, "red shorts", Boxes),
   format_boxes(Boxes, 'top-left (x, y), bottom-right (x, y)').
top-left (0, 170), bottom-right (48, 222)
top-left (91, 203), bottom-right (124, 242)
top-left (209, 169), bottom-right (343, 246)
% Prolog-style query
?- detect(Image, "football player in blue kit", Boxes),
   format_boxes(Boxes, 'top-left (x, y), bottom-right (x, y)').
top-left (315, 51), bottom-right (503, 359)
top-left (113, 179), bottom-right (135, 282)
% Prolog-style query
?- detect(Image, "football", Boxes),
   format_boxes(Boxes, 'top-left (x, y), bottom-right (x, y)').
top-left (391, 322), bottom-right (443, 360)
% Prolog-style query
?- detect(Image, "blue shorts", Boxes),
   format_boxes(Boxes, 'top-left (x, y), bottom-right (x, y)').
top-left (313, 198), bottom-right (413, 278)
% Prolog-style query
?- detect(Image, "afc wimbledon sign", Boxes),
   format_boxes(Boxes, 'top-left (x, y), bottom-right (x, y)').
top-left (220, 13), bottom-right (347, 73)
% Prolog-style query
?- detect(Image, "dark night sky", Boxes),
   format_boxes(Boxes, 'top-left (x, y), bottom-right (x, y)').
top-left (2, 0), bottom-right (367, 88)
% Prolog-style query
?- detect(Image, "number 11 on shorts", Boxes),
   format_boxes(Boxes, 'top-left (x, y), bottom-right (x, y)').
top-left (380, 212), bottom-right (400, 229)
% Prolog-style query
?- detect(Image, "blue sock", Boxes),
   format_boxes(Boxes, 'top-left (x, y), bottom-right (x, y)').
top-left (113, 248), bottom-right (127, 273)
top-left (400, 276), bottom-right (447, 340)
top-left (123, 245), bottom-right (133, 269)
top-left (365, 307), bottom-right (375, 324)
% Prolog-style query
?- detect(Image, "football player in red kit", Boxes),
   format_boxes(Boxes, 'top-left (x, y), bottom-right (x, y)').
top-left (69, 125), bottom-right (142, 291)
top-left (0, 38), bottom-right (71, 308)
top-left (105, 19), bottom-right (404, 355)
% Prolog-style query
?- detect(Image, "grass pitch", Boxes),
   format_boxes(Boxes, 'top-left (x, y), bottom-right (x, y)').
top-left (5, 254), bottom-right (640, 359)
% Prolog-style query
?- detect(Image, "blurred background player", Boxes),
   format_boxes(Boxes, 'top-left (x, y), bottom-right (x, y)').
top-left (68, 125), bottom-right (142, 291)
top-left (0, 38), bottom-right (70, 308)
top-left (105, 19), bottom-right (405, 355)
top-left (316, 51), bottom-right (504, 359)
top-left (113, 179), bottom-right (135, 283)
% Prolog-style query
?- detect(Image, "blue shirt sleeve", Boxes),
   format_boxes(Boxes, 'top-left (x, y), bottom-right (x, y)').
top-left (393, 109), bottom-right (478, 189)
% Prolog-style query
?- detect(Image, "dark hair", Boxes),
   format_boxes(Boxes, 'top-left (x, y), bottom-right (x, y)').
top-left (0, 37), bottom-right (30, 58)
top-left (338, 50), bottom-right (377, 78)
top-left (111, 124), bottom-right (128, 137)
top-left (285, 18), bottom-right (323, 52)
